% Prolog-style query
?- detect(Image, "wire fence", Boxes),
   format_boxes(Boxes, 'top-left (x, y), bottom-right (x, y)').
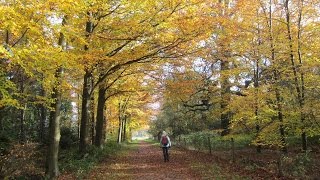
top-left (174, 133), bottom-right (250, 162)
top-left (170, 132), bottom-right (317, 178)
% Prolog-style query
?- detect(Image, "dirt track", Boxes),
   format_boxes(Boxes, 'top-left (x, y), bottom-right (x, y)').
top-left (85, 141), bottom-right (200, 180)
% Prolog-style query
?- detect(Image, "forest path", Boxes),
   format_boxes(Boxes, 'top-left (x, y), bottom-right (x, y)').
top-left (85, 141), bottom-right (200, 180)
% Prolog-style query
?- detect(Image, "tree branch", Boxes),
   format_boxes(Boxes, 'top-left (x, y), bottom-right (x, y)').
top-left (12, 28), bottom-right (30, 47)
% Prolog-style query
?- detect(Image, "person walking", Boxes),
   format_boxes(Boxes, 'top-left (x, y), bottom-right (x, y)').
top-left (160, 131), bottom-right (171, 162)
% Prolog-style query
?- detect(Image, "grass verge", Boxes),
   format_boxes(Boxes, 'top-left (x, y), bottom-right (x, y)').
top-left (190, 162), bottom-right (248, 180)
top-left (59, 141), bottom-right (138, 179)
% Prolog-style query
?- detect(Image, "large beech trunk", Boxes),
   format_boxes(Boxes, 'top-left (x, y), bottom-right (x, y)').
top-left (46, 67), bottom-right (63, 179)
top-left (46, 16), bottom-right (66, 178)
top-left (79, 15), bottom-right (93, 153)
top-left (95, 83), bottom-right (106, 148)
top-left (79, 70), bottom-right (91, 153)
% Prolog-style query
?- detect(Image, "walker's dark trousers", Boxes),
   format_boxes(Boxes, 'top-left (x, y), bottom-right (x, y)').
top-left (162, 147), bottom-right (169, 162)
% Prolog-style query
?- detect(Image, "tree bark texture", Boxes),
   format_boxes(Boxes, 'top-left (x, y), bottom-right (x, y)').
top-left (284, 0), bottom-right (307, 151)
top-left (122, 116), bottom-right (127, 142)
top-left (90, 95), bottom-right (95, 145)
top-left (220, 60), bottom-right (231, 134)
top-left (117, 106), bottom-right (123, 144)
top-left (46, 67), bottom-right (63, 179)
top-left (38, 87), bottom-right (47, 143)
top-left (267, 0), bottom-right (287, 153)
top-left (95, 83), bottom-right (106, 148)
top-left (79, 15), bottom-right (93, 153)
top-left (80, 70), bottom-right (91, 153)
top-left (46, 16), bottom-right (67, 178)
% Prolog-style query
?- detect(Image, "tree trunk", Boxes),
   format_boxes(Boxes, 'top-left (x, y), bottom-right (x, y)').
top-left (220, 60), bottom-right (230, 135)
top-left (123, 115), bottom-right (127, 142)
top-left (218, 0), bottom-right (231, 135)
top-left (79, 70), bottom-right (91, 153)
top-left (39, 104), bottom-right (46, 143)
top-left (19, 80), bottom-right (26, 143)
top-left (46, 16), bottom-right (66, 179)
top-left (0, 31), bottom-right (9, 132)
top-left (117, 97), bottom-right (130, 143)
top-left (117, 101), bottom-right (123, 144)
top-left (95, 83), bottom-right (106, 148)
top-left (19, 105), bottom-right (26, 143)
top-left (254, 15), bottom-right (263, 153)
top-left (79, 14), bottom-right (93, 153)
top-left (77, 94), bottom-right (81, 139)
top-left (275, 86), bottom-right (287, 153)
top-left (0, 108), bottom-right (3, 132)
top-left (46, 68), bottom-right (62, 179)
top-left (255, 67), bottom-right (261, 153)
top-left (90, 95), bottom-right (95, 145)
top-left (117, 110), bottom-right (123, 144)
top-left (298, 0), bottom-right (307, 152)
top-left (38, 88), bottom-right (46, 143)
top-left (284, 0), bottom-right (307, 151)
top-left (89, 73), bottom-right (95, 144)
top-left (255, 68), bottom-right (261, 153)
top-left (267, 0), bottom-right (287, 153)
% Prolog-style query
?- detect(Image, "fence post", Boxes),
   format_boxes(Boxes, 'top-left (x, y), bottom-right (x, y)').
top-left (231, 138), bottom-right (235, 162)
top-left (184, 137), bottom-right (187, 147)
top-left (208, 136), bottom-right (212, 154)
